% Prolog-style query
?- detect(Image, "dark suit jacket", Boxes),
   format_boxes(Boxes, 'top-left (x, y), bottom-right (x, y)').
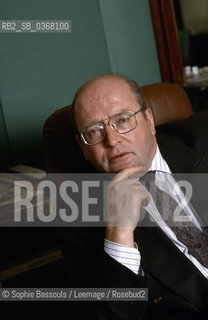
top-left (59, 111), bottom-right (208, 320)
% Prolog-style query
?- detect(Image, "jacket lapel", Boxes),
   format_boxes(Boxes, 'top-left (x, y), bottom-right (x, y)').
top-left (134, 226), bottom-right (208, 309)
top-left (157, 134), bottom-right (201, 173)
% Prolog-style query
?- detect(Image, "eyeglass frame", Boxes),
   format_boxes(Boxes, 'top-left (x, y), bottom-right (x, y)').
top-left (79, 107), bottom-right (145, 146)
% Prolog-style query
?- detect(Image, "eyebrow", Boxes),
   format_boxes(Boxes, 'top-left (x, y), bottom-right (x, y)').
top-left (82, 108), bottom-right (130, 129)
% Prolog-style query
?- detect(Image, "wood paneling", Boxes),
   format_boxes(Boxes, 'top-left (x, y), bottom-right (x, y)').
top-left (150, 0), bottom-right (185, 84)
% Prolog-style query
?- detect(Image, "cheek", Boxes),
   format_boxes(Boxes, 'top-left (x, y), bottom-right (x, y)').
top-left (85, 146), bottom-right (105, 165)
top-left (127, 125), bottom-right (153, 150)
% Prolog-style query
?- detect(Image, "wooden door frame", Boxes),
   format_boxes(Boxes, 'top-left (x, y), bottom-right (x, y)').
top-left (149, 0), bottom-right (185, 84)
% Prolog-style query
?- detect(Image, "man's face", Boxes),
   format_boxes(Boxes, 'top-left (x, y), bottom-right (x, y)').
top-left (75, 78), bottom-right (157, 173)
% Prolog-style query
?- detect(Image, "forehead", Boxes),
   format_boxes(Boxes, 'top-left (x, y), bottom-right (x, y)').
top-left (74, 78), bottom-right (139, 130)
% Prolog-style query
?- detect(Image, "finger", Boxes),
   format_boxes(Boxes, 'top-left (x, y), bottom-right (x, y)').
top-left (108, 178), bottom-right (146, 202)
top-left (114, 177), bottom-right (143, 187)
top-left (112, 166), bottom-right (145, 183)
top-left (141, 192), bottom-right (150, 207)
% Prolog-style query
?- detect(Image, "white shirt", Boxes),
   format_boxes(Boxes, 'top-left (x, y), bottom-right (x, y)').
top-left (104, 146), bottom-right (208, 279)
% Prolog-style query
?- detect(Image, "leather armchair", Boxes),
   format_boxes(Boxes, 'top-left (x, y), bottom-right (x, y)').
top-left (42, 83), bottom-right (194, 173)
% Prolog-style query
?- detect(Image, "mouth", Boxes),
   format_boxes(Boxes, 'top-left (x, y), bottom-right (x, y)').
top-left (109, 152), bottom-right (131, 163)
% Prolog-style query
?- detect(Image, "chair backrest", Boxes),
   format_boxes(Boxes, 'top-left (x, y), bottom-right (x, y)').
top-left (42, 82), bottom-right (194, 173)
top-left (141, 83), bottom-right (193, 126)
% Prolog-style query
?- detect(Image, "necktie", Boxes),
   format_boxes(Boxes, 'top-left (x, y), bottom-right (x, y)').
top-left (141, 171), bottom-right (208, 268)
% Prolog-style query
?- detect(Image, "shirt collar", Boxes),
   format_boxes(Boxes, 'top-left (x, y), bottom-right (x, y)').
top-left (148, 145), bottom-right (171, 174)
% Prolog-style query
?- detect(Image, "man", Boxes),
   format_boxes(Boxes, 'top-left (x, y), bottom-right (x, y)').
top-left (67, 74), bottom-right (208, 319)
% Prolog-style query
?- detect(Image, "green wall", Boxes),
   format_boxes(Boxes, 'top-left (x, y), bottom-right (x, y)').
top-left (99, 0), bottom-right (161, 84)
top-left (0, 0), bottom-right (161, 170)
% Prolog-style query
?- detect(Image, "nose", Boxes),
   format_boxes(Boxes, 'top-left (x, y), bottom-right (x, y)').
top-left (104, 124), bottom-right (121, 147)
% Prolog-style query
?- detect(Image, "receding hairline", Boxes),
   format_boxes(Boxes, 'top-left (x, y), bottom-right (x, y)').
top-left (73, 74), bottom-right (135, 104)
top-left (70, 74), bottom-right (148, 133)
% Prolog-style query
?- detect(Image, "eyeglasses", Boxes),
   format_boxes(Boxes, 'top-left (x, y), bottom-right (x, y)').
top-left (80, 108), bottom-right (144, 145)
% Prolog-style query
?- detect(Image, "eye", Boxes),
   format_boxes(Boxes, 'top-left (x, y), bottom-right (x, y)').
top-left (86, 125), bottom-right (102, 137)
top-left (116, 114), bottom-right (131, 125)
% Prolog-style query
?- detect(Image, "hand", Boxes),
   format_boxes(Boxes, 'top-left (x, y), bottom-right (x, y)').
top-left (106, 166), bottom-right (150, 247)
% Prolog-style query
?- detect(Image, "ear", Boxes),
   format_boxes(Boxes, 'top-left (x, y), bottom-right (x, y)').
top-left (144, 108), bottom-right (156, 136)
top-left (75, 134), bottom-right (89, 160)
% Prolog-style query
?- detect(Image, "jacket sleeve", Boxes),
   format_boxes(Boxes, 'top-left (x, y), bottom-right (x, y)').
top-left (91, 252), bottom-right (149, 320)
top-left (58, 227), bottom-right (149, 320)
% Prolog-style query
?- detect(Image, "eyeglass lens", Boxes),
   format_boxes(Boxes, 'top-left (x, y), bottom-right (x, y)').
top-left (82, 111), bottom-right (137, 145)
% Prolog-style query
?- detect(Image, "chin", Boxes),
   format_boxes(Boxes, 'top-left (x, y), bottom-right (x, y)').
top-left (110, 162), bottom-right (135, 173)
